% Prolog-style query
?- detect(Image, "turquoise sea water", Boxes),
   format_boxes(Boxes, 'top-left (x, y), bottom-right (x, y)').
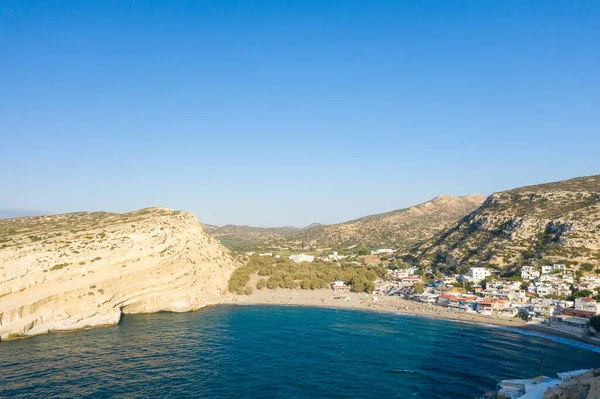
top-left (1, 305), bottom-right (599, 398)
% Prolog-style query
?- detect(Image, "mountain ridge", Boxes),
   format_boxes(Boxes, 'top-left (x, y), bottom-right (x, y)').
top-left (407, 174), bottom-right (600, 274)
top-left (204, 194), bottom-right (486, 251)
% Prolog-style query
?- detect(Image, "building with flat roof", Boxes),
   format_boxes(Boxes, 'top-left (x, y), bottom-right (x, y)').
top-left (547, 316), bottom-right (589, 336)
top-left (288, 254), bottom-right (315, 263)
top-left (331, 280), bottom-right (350, 292)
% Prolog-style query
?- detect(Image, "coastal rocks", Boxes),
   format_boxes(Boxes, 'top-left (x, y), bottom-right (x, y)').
top-left (0, 207), bottom-right (240, 340)
top-left (543, 370), bottom-right (600, 399)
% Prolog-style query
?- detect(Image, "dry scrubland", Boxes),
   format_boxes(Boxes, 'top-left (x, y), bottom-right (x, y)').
top-left (0, 207), bottom-right (239, 340)
top-left (409, 175), bottom-right (600, 275)
top-left (206, 195), bottom-right (485, 251)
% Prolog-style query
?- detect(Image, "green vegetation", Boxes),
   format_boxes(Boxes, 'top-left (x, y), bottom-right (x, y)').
top-left (581, 263), bottom-right (594, 272)
top-left (256, 279), bottom-right (267, 290)
top-left (573, 290), bottom-right (593, 298)
top-left (50, 263), bottom-right (69, 271)
top-left (413, 282), bottom-right (425, 294)
top-left (228, 255), bottom-right (386, 295)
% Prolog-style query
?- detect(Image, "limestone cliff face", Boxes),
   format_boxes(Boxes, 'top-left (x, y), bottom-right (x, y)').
top-left (409, 175), bottom-right (600, 272)
top-left (0, 207), bottom-right (240, 340)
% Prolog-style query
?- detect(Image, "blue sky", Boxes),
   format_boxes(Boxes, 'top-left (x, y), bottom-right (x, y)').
top-left (1, 1), bottom-right (598, 227)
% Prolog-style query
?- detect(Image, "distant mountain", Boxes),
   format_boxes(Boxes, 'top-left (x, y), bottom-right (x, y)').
top-left (0, 208), bottom-right (52, 219)
top-left (407, 174), bottom-right (600, 274)
top-left (204, 195), bottom-right (486, 251)
top-left (201, 224), bottom-right (301, 249)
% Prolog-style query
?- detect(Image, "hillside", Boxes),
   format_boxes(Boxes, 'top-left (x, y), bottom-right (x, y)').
top-left (201, 224), bottom-right (300, 249)
top-left (408, 175), bottom-right (600, 274)
top-left (0, 207), bottom-right (239, 340)
top-left (205, 195), bottom-right (485, 251)
top-left (289, 194), bottom-right (486, 250)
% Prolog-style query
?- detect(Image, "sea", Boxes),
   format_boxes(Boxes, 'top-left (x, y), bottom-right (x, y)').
top-left (1, 305), bottom-right (599, 398)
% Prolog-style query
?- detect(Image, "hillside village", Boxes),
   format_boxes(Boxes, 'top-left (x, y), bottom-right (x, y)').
top-left (376, 260), bottom-right (600, 339)
top-left (234, 174), bottom-right (600, 342)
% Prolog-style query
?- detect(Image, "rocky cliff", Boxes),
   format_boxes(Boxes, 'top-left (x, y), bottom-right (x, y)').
top-left (0, 207), bottom-right (239, 340)
top-left (408, 175), bottom-right (600, 274)
top-left (543, 370), bottom-right (600, 399)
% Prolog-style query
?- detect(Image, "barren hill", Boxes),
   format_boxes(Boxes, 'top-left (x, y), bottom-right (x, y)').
top-left (0, 207), bottom-right (239, 340)
top-left (204, 195), bottom-right (486, 251)
top-left (288, 194), bottom-right (486, 250)
top-left (408, 175), bottom-right (600, 274)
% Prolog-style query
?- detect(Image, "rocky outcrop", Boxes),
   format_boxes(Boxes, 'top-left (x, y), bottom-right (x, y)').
top-left (543, 370), bottom-right (600, 399)
top-left (0, 207), bottom-right (240, 340)
top-left (409, 175), bottom-right (600, 272)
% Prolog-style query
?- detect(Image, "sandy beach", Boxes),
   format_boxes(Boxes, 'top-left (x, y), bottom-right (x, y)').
top-left (225, 288), bottom-right (527, 327)
top-left (224, 289), bottom-right (600, 348)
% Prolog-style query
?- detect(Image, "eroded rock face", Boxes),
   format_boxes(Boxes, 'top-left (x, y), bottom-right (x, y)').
top-left (0, 207), bottom-right (240, 340)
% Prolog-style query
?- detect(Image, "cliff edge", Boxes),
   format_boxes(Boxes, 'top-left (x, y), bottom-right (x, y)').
top-left (0, 207), bottom-right (240, 340)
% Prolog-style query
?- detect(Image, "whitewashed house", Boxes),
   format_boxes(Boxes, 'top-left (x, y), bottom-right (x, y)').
top-left (288, 254), bottom-right (315, 263)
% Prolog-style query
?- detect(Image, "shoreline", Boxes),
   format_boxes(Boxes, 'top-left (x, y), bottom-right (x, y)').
top-left (224, 288), bottom-right (600, 349)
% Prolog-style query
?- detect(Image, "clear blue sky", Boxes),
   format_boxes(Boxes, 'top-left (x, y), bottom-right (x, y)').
top-left (1, 1), bottom-right (598, 227)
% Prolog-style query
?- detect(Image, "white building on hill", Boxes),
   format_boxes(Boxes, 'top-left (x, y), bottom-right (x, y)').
top-left (462, 267), bottom-right (491, 283)
top-left (289, 254), bottom-right (315, 264)
top-left (371, 249), bottom-right (394, 255)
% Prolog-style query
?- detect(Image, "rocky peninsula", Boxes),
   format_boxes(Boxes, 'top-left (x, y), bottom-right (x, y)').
top-left (0, 208), bottom-right (239, 340)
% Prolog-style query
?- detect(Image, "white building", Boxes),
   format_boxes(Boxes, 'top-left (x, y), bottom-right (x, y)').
top-left (331, 280), bottom-right (350, 292)
top-left (289, 254), bottom-right (315, 264)
top-left (258, 253), bottom-right (273, 257)
top-left (541, 265), bottom-right (553, 274)
top-left (521, 266), bottom-right (536, 273)
top-left (328, 251), bottom-right (347, 261)
top-left (574, 298), bottom-right (600, 314)
top-left (553, 264), bottom-right (567, 271)
top-left (371, 249), bottom-right (394, 255)
top-left (466, 267), bottom-right (491, 283)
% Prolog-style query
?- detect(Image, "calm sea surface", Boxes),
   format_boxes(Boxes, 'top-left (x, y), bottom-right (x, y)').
top-left (1, 305), bottom-right (599, 398)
